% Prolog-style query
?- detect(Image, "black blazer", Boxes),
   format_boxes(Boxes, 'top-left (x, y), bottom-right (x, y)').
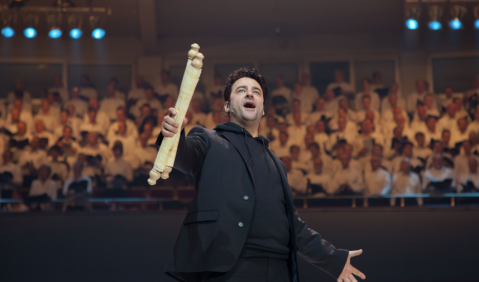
top-left (157, 125), bottom-right (348, 282)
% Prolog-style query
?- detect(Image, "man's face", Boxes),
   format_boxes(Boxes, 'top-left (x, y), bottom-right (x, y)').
top-left (417, 106), bottom-right (427, 120)
top-left (424, 95), bottom-right (433, 107)
top-left (313, 158), bottom-right (323, 174)
top-left (315, 121), bottom-right (325, 133)
top-left (304, 134), bottom-right (314, 146)
top-left (416, 80), bottom-right (426, 93)
top-left (458, 119), bottom-right (467, 132)
top-left (88, 110), bottom-right (97, 122)
top-left (11, 109), bottom-right (20, 122)
top-left (279, 132), bottom-right (288, 144)
top-left (393, 127), bottom-right (403, 139)
top-left (13, 99), bottom-right (22, 110)
top-left (41, 100), bottom-right (50, 112)
top-left (225, 77), bottom-right (264, 123)
top-left (445, 87), bottom-right (453, 97)
top-left (372, 145), bottom-right (383, 156)
top-left (315, 99), bottom-right (325, 111)
top-left (389, 94), bottom-right (397, 107)
top-left (463, 141), bottom-right (472, 155)
top-left (370, 156), bottom-right (380, 171)
top-left (361, 120), bottom-right (372, 134)
top-left (35, 121), bottom-right (45, 133)
top-left (135, 75), bottom-right (143, 87)
top-left (403, 144), bottom-right (412, 157)
top-left (38, 166), bottom-right (49, 181)
top-left (63, 127), bottom-right (72, 139)
top-left (117, 109), bottom-right (126, 121)
top-left (362, 97), bottom-right (371, 110)
top-left (416, 134), bottom-right (425, 146)
top-left (87, 133), bottom-right (98, 146)
top-left (290, 147), bottom-right (299, 161)
top-left (89, 98), bottom-right (99, 110)
top-left (293, 112), bottom-right (302, 126)
top-left (400, 159), bottom-right (410, 173)
top-left (338, 118), bottom-right (347, 131)
top-left (17, 122), bottom-right (26, 135)
top-left (442, 131), bottom-right (451, 143)
top-left (292, 100), bottom-right (301, 112)
top-left (433, 154), bottom-right (443, 169)
top-left (426, 117), bottom-right (436, 131)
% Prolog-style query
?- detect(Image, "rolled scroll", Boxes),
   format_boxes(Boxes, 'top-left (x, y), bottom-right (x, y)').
top-left (148, 44), bottom-right (204, 185)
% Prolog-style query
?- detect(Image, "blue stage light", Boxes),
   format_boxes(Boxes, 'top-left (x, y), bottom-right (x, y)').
top-left (475, 19), bottom-right (479, 29)
top-left (428, 21), bottom-right (442, 30)
top-left (70, 28), bottom-right (82, 39)
top-left (49, 29), bottom-right (62, 38)
top-left (23, 27), bottom-right (37, 38)
top-left (92, 28), bottom-right (105, 39)
top-left (1, 27), bottom-right (15, 37)
top-left (449, 19), bottom-right (462, 30)
top-left (405, 19), bottom-right (419, 30)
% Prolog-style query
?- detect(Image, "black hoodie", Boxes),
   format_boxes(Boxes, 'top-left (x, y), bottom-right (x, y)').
top-left (214, 122), bottom-right (290, 259)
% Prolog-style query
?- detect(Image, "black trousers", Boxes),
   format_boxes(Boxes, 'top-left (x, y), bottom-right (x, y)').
top-left (200, 257), bottom-right (291, 282)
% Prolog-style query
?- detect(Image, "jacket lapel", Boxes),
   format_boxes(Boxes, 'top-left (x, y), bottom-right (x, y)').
top-left (219, 131), bottom-right (255, 189)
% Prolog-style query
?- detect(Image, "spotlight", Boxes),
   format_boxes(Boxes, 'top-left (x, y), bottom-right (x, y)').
top-left (89, 15), bottom-right (105, 39)
top-left (23, 27), bottom-right (36, 38)
top-left (68, 14), bottom-right (83, 39)
top-left (49, 28), bottom-right (62, 38)
top-left (1, 12), bottom-right (16, 38)
top-left (1, 27), bottom-right (15, 37)
top-left (449, 5), bottom-right (466, 30)
top-left (405, 3), bottom-right (421, 30)
top-left (428, 5), bottom-right (443, 30)
top-left (92, 28), bottom-right (105, 39)
top-left (23, 13), bottom-right (39, 38)
top-left (70, 28), bottom-right (82, 38)
top-left (47, 13), bottom-right (62, 38)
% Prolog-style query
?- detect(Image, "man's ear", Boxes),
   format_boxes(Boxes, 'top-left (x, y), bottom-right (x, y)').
top-left (224, 102), bottom-right (230, 114)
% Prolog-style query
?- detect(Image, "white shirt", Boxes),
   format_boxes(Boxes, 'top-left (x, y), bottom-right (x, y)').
top-left (270, 140), bottom-right (294, 158)
top-left (355, 92), bottom-right (380, 111)
top-left (453, 155), bottom-right (479, 180)
top-left (77, 144), bottom-right (111, 166)
top-left (48, 87), bottom-right (69, 104)
top-left (0, 162), bottom-right (23, 185)
top-left (450, 128), bottom-right (470, 146)
top-left (104, 158), bottom-right (134, 182)
top-left (271, 86), bottom-right (292, 104)
top-left (413, 147), bottom-right (433, 161)
top-left (108, 134), bottom-right (136, 157)
top-left (6, 110), bottom-right (34, 134)
top-left (18, 149), bottom-right (47, 172)
top-left (131, 144), bottom-right (157, 166)
top-left (7, 91), bottom-right (32, 112)
top-left (380, 94), bottom-right (406, 111)
top-left (100, 98), bottom-right (126, 121)
top-left (287, 168), bottom-right (308, 194)
top-left (64, 99), bottom-right (88, 118)
top-left (391, 172), bottom-right (421, 195)
top-left (306, 172), bottom-right (332, 195)
top-left (326, 128), bottom-right (358, 151)
top-left (106, 120), bottom-right (139, 142)
top-left (391, 156), bottom-right (423, 175)
top-left (381, 108), bottom-right (409, 124)
top-left (287, 125), bottom-right (307, 146)
top-left (34, 111), bottom-right (60, 131)
top-left (79, 122), bottom-right (106, 136)
top-left (364, 168), bottom-right (391, 196)
top-left (285, 112), bottom-right (309, 126)
top-left (306, 111), bottom-right (333, 127)
top-left (79, 87), bottom-right (98, 100)
top-left (331, 166), bottom-right (364, 194)
top-left (155, 83), bottom-right (179, 100)
top-left (292, 86), bottom-right (320, 113)
top-left (422, 167), bottom-right (456, 191)
top-left (406, 92), bottom-right (437, 114)
top-left (437, 115), bottom-right (459, 132)
top-left (82, 110), bottom-right (110, 134)
top-left (457, 172), bottom-right (479, 192)
top-left (29, 179), bottom-right (57, 199)
top-left (63, 176), bottom-right (93, 196)
top-left (30, 131), bottom-right (56, 148)
top-left (352, 133), bottom-right (385, 158)
top-left (127, 87), bottom-right (146, 100)
top-left (326, 82), bottom-right (354, 94)
top-left (313, 133), bottom-right (330, 154)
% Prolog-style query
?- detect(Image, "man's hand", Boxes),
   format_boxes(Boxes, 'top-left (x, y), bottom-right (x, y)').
top-left (161, 107), bottom-right (188, 137)
top-left (337, 249), bottom-right (365, 282)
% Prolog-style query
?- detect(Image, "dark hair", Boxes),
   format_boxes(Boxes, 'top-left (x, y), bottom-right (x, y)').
top-left (307, 142), bottom-right (320, 150)
top-left (223, 68), bottom-right (268, 105)
top-left (144, 86), bottom-right (154, 92)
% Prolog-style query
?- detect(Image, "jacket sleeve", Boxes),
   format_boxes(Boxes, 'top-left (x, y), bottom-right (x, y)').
top-left (293, 207), bottom-right (349, 279)
top-left (155, 125), bottom-right (209, 175)
top-left (278, 160), bottom-right (349, 279)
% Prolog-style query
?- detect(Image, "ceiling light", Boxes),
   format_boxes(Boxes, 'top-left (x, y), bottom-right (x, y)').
top-left (474, 6), bottom-right (479, 29)
top-left (89, 15), bottom-right (105, 39)
top-left (405, 3), bottom-right (421, 30)
top-left (68, 14), bottom-right (82, 39)
top-left (23, 13), bottom-right (38, 38)
top-left (449, 5), bottom-right (466, 30)
top-left (47, 13), bottom-right (62, 38)
top-left (428, 5), bottom-right (443, 30)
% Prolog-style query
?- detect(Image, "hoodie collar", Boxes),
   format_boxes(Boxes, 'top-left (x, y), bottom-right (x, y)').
top-left (214, 122), bottom-right (270, 147)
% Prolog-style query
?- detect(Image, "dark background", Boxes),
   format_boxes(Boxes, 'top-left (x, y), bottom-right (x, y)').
top-left (1, 207), bottom-right (478, 282)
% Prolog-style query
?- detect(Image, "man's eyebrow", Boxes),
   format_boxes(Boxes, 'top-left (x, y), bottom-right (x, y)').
top-left (235, 85), bottom-right (262, 92)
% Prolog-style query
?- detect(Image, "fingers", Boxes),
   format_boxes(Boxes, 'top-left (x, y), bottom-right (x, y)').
top-left (351, 267), bottom-right (366, 280)
top-left (168, 107), bottom-right (177, 117)
top-left (349, 249), bottom-right (363, 257)
top-left (349, 274), bottom-right (358, 282)
top-left (343, 277), bottom-right (352, 282)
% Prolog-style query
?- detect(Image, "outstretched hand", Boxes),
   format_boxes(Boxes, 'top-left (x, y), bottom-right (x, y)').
top-left (337, 250), bottom-right (366, 282)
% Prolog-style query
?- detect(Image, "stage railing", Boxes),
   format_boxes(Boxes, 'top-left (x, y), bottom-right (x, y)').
top-left (1, 192), bottom-right (479, 211)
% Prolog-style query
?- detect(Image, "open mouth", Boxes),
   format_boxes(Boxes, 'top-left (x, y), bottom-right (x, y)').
top-left (243, 101), bottom-right (256, 109)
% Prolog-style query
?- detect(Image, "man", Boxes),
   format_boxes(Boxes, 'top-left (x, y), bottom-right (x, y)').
top-left (331, 153), bottom-right (364, 195)
top-left (354, 79), bottom-right (380, 111)
top-left (437, 103), bottom-right (459, 132)
top-left (305, 157), bottom-right (333, 196)
top-left (106, 107), bottom-right (139, 141)
top-left (34, 100), bottom-right (59, 131)
top-left (100, 84), bottom-right (126, 121)
top-left (79, 75), bottom-right (98, 100)
top-left (7, 79), bottom-right (32, 112)
top-left (156, 70), bottom-right (179, 100)
top-left (457, 157), bottom-right (479, 193)
top-left (82, 98), bottom-right (110, 134)
top-left (363, 155), bottom-right (391, 206)
top-left (380, 82), bottom-right (405, 111)
top-left (287, 112), bottom-right (307, 147)
top-left (285, 99), bottom-right (309, 126)
top-left (422, 153), bottom-right (456, 193)
top-left (48, 75), bottom-right (69, 104)
top-left (390, 158), bottom-right (423, 206)
top-left (270, 75), bottom-right (292, 106)
top-left (130, 86), bottom-right (163, 118)
top-left (291, 74), bottom-right (320, 113)
top-left (326, 70), bottom-right (354, 97)
top-left (158, 68), bottom-right (364, 282)
top-left (127, 75), bottom-right (146, 102)
top-left (406, 79), bottom-right (435, 114)
top-left (0, 150), bottom-right (23, 187)
top-left (64, 87), bottom-right (88, 117)
top-left (6, 98), bottom-right (34, 133)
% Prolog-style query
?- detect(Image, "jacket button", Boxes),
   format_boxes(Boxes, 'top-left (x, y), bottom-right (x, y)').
top-left (243, 195), bottom-right (249, 200)
top-left (238, 222), bottom-right (244, 228)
